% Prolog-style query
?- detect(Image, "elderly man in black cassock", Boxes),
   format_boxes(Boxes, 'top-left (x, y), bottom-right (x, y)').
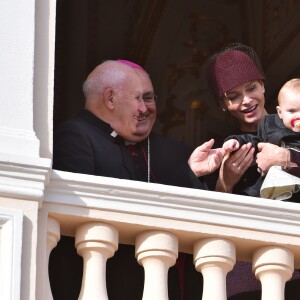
top-left (50, 59), bottom-right (226, 300)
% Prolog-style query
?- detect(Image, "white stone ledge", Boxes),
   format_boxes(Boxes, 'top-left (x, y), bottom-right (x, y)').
top-left (45, 170), bottom-right (300, 265)
top-left (0, 154), bottom-right (52, 203)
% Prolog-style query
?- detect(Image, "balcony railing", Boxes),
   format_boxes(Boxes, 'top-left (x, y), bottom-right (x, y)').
top-left (40, 169), bottom-right (300, 300)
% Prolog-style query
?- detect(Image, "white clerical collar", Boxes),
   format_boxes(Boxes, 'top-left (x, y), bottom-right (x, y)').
top-left (110, 130), bottom-right (118, 138)
top-left (110, 130), bottom-right (136, 146)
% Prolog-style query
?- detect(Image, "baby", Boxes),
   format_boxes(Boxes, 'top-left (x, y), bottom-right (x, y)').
top-left (223, 78), bottom-right (300, 201)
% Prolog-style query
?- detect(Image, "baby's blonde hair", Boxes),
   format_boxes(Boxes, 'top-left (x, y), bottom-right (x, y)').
top-left (278, 78), bottom-right (300, 104)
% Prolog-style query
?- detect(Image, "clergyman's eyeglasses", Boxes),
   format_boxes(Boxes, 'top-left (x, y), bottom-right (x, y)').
top-left (134, 94), bottom-right (158, 105)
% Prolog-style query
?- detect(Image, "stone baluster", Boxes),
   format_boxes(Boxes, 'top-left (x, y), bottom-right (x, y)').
top-left (135, 231), bottom-right (178, 300)
top-left (194, 238), bottom-right (236, 300)
top-left (75, 222), bottom-right (118, 300)
top-left (253, 246), bottom-right (294, 300)
top-left (46, 217), bottom-right (60, 300)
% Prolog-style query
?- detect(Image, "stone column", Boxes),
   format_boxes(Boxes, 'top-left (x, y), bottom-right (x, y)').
top-left (0, 0), bottom-right (41, 157)
top-left (75, 222), bottom-right (118, 300)
top-left (194, 238), bottom-right (236, 300)
top-left (135, 231), bottom-right (178, 300)
top-left (253, 246), bottom-right (294, 300)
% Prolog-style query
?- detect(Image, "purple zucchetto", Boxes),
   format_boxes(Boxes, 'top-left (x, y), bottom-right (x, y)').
top-left (116, 59), bottom-right (145, 71)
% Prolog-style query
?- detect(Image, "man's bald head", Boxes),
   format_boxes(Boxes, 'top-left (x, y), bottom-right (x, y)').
top-left (82, 60), bottom-right (147, 101)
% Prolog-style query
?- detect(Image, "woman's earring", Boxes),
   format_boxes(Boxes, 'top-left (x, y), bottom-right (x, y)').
top-left (222, 108), bottom-right (226, 112)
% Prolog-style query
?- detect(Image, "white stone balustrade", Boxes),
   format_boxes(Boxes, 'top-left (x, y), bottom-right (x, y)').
top-left (194, 238), bottom-right (236, 300)
top-left (3, 0), bottom-right (300, 298)
top-left (46, 217), bottom-right (60, 300)
top-left (253, 246), bottom-right (294, 300)
top-left (135, 231), bottom-right (178, 300)
top-left (75, 222), bottom-right (118, 300)
top-left (39, 170), bottom-right (300, 300)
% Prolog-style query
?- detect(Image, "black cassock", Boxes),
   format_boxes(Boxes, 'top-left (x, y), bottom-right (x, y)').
top-left (50, 109), bottom-right (205, 300)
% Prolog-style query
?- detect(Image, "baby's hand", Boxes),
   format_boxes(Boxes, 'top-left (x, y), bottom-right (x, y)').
top-left (222, 139), bottom-right (240, 153)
